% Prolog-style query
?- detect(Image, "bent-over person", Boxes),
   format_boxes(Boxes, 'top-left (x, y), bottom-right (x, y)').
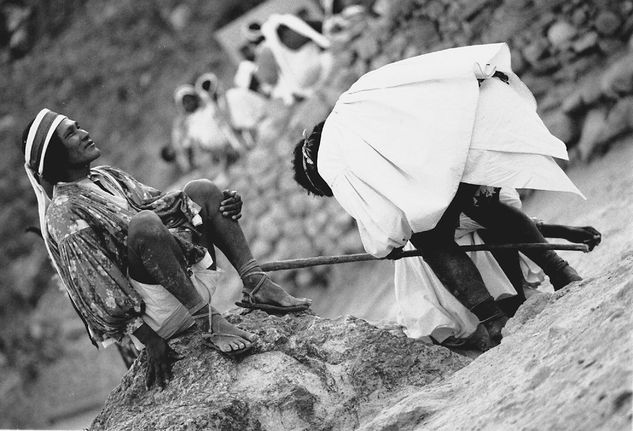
top-left (292, 43), bottom-right (585, 350)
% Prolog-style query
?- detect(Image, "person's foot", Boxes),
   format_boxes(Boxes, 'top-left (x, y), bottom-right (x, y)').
top-left (242, 273), bottom-right (312, 309)
top-left (465, 323), bottom-right (494, 352)
top-left (549, 263), bottom-right (582, 291)
top-left (211, 311), bottom-right (257, 344)
top-left (201, 311), bottom-right (256, 353)
top-left (482, 314), bottom-right (509, 346)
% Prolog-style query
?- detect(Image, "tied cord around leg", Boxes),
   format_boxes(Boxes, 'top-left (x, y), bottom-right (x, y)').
top-left (470, 298), bottom-right (505, 322)
top-left (237, 258), bottom-right (261, 278)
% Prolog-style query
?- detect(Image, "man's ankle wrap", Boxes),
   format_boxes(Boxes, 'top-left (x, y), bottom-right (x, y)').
top-left (470, 298), bottom-right (503, 321)
top-left (238, 259), bottom-right (261, 278)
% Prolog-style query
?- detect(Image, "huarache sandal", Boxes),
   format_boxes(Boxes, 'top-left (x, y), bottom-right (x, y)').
top-left (201, 332), bottom-right (254, 357)
top-left (235, 271), bottom-right (311, 314)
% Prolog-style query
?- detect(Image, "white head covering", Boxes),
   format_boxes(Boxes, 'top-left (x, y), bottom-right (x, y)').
top-left (173, 84), bottom-right (199, 113)
top-left (242, 21), bottom-right (263, 44)
top-left (23, 108), bottom-right (68, 272)
top-left (195, 72), bottom-right (219, 106)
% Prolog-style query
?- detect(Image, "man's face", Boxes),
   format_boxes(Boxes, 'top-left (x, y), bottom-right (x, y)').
top-left (55, 118), bottom-right (101, 166)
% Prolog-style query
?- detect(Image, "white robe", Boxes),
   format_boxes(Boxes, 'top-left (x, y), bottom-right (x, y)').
top-left (261, 14), bottom-right (333, 103)
top-left (394, 189), bottom-right (545, 342)
top-left (318, 43), bottom-right (583, 257)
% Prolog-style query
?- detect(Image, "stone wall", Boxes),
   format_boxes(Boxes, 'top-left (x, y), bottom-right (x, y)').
top-left (213, 0), bottom-right (633, 292)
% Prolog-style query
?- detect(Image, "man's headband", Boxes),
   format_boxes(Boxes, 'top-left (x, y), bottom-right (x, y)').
top-left (300, 128), bottom-right (330, 196)
top-left (24, 108), bottom-right (67, 176)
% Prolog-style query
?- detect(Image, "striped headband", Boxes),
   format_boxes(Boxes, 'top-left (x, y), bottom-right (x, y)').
top-left (24, 108), bottom-right (67, 177)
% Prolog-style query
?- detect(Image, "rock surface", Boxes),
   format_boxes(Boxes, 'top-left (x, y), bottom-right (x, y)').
top-left (92, 312), bottom-right (470, 431)
top-left (359, 259), bottom-right (632, 431)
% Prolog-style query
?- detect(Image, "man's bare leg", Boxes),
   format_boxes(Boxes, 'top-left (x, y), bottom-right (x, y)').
top-left (464, 195), bottom-right (582, 290)
top-left (184, 180), bottom-right (311, 309)
top-left (410, 183), bottom-right (508, 347)
top-left (127, 210), bottom-right (254, 351)
top-left (128, 210), bottom-right (207, 313)
top-left (478, 229), bottom-right (527, 317)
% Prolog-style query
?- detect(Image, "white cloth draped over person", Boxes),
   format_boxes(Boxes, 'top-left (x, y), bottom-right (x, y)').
top-left (261, 13), bottom-right (334, 104)
top-left (225, 61), bottom-right (269, 131)
top-left (194, 73), bottom-right (245, 153)
top-left (395, 188), bottom-right (545, 343)
top-left (317, 43), bottom-right (584, 258)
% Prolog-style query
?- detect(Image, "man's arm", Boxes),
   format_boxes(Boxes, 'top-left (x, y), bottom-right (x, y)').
top-left (133, 323), bottom-right (182, 390)
top-left (535, 222), bottom-right (602, 251)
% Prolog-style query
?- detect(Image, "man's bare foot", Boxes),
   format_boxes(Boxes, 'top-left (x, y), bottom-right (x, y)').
top-left (211, 310), bottom-right (257, 343)
top-left (482, 314), bottom-right (509, 346)
top-left (465, 323), bottom-right (494, 352)
top-left (549, 264), bottom-right (582, 291)
top-left (201, 310), bottom-right (256, 353)
top-left (242, 273), bottom-right (312, 309)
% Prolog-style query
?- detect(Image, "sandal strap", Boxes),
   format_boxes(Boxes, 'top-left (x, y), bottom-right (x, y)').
top-left (201, 332), bottom-right (244, 340)
top-left (242, 272), bottom-right (269, 300)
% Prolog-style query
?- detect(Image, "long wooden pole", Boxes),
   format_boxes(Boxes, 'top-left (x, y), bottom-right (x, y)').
top-left (260, 243), bottom-right (588, 272)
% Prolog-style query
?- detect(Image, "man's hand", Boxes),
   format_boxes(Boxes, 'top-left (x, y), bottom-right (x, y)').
top-left (563, 226), bottom-right (602, 251)
top-left (134, 323), bottom-right (182, 390)
top-left (385, 246), bottom-right (405, 260)
top-left (144, 336), bottom-right (182, 390)
top-left (220, 190), bottom-right (243, 221)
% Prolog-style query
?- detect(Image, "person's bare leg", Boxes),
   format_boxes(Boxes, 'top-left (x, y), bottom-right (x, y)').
top-left (410, 233), bottom-right (507, 347)
top-left (184, 179), bottom-right (311, 308)
top-left (464, 197), bottom-right (582, 290)
top-left (128, 210), bottom-right (206, 314)
top-left (410, 183), bottom-right (508, 347)
top-left (128, 211), bottom-right (254, 352)
top-left (478, 230), bottom-right (526, 317)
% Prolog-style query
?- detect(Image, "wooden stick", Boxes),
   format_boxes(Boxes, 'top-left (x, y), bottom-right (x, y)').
top-left (260, 243), bottom-right (589, 272)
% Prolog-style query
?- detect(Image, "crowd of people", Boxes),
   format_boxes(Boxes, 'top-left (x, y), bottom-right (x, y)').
top-left (164, 0), bottom-right (377, 174)
top-left (22, 1), bottom-right (603, 390)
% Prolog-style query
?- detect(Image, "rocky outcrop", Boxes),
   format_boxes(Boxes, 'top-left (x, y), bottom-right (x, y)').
top-left (92, 312), bottom-right (470, 430)
top-left (92, 256), bottom-right (632, 431)
top-left (359, 255), bottom-right (632, 431)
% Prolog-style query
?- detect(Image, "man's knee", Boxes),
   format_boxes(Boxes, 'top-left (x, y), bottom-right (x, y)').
top-left (128, 210), bottom-right (168, 244)
top-left (183, 179), bottom-right (223, 206)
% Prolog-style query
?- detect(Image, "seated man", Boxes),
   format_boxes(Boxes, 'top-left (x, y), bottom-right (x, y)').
top-left (23, 109), bottom-right (311, 388)
top-left (292, 43), bottom-right (584, 349)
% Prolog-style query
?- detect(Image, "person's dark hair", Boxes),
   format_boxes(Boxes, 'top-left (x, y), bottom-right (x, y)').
top-left (291, 121), bottom-right (333, 197)
top-left (22, 119), bottom-right (69, 184)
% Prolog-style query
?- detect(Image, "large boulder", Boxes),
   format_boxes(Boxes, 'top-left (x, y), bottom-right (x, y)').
top-left (358, 255), bottom-right (633, 431)
top-left (92, 312), bottom-right (470, 430)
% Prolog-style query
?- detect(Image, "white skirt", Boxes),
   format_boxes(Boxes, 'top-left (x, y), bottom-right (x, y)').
top-left (128, 252), bottom-right (221, 348)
